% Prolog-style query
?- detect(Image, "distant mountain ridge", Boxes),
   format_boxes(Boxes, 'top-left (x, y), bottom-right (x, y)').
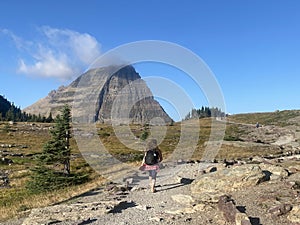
top-left (24, 65), bottom-right (173, 124)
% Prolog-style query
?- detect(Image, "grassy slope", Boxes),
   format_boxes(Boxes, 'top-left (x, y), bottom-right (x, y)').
top-left (228, 110), bottom-right (300, 127)
top-left (1, 110), bottom-right (299, 221)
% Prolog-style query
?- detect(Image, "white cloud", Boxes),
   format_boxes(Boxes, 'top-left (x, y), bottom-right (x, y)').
top-left (3, 26), bottom-right (101, 80)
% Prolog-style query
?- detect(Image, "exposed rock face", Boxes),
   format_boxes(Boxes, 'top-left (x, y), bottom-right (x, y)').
top-left (24, 65), bottom-right (172, 124)
top-left (217, 195), bottom-right (251, 225)
top-left (191, 164), bottom-right (267, 203)
top-left (22, 200), bottom-right (124, 225)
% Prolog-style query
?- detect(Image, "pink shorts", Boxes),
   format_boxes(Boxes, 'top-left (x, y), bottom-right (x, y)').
top-left (144, 164), bottom-right (160, 171)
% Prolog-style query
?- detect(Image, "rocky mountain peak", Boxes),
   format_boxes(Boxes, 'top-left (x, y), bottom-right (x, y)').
top-left (24, 65), bottom-right (173, 124)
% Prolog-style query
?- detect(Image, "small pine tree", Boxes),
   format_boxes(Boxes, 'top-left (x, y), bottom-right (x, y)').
top-left (46, 112), bottom-right (53, 123)
top-left (39, 105), bottom-right (71, 175)
top-left (140, 124), bottom-right (149, 141)
top-left (27, 105), bottom-right (88, 193)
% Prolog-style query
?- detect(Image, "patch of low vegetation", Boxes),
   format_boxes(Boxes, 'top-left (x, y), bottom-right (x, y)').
top-left (229, 110), bottom-right (300, 127)
top-left (223, 124), bottom-right (249, 141)
top-left (0, 106), bottom-right (95, 222)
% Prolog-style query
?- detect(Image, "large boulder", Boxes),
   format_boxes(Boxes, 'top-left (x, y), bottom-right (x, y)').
top-left (191, 164), bottom-right (267, 202)
top-left (259, 164), bottom-right (289, 180)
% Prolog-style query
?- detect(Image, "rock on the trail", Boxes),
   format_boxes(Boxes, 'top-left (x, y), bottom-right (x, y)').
top-left (176, 176), bottom-right (194, 185)
top-left (268, 203), bottom-right (293, 217)
top-left (259, 164), bottom-right (289, 180)
top-left (287, 205), bottom-right (300, 223)
top-left (288, 164), bottom-right (300, 173)
top-left (217, 195), bottom-right (251, 225)
top-left (191, 164), bottom-right (267, 202)
top-left (22, 200), bottom-right (124, 225)
top-left (171, 194), bottom-right (195, 205)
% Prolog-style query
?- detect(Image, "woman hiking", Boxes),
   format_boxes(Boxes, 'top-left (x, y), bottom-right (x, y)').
top-left (140, 139), bottom-right (163, 193)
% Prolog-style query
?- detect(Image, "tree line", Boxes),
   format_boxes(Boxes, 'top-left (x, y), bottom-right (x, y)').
top-left (184, 106), bottom-right (225, 120)
top-left (0, 95), bottom-right (54, 122)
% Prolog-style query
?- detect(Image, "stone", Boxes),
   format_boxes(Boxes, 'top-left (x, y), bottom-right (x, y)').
top-left (149, 216), bottom-right (163, 222)
top-left (165, 207), bottom-right (196, 215)
top-left (268, 203), bottom-right (293, 217)
top-left (207, 166), bottom-right (218, 173)
top-left (0, 157), bottom-right (13, 165)
top-left (288, 164), bottom-right (300, 173)
top-left (235, 212), bottom-right (251, 225)
top-left (171, 194), bottom-right (195, 205)
top-left (191, 165), bottom-right (267, 202)
top-left (251, 156), bottom-right (266, 163)
top-left (259, 164), bottom-right (289, 180)
top-left (137, 205), bottom-right (151, 210)
top-left (193, 203), bottom-right (207, 211)
top-left (0, 172), bottom-right (9, 187)
top-left (287, 205), bottom-right (300, 223)
top-left (177, 177), bottom-right (194, 185)
top-left (22, 201), bottom-right (123, 225)
top-left (286, 173), bottom-right (300, 189)
top-left (217, 195), bottom-right (237, 223)
top-left (217, 195), bottom-right (251, 225)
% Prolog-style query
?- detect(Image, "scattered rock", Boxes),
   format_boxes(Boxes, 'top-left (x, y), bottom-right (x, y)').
top-left (137, 204), bottom-right (151, 210)
top-left (286, 173), bottom-right (300, 189)
top-left (235, 212), bottom-right (251, 225)
top-left (149, 216), bottom-right (164, 222)
top-left (207, 166), bottom-right (218, 173)
top-left (0, 171), bottom-right (9, 188)
top-left (288, 164), bottom-right (300, 173)
top-left (22, 201), bottom-right (122, 225)
top-left (176, 176), bottom-right (194, 185)
top-left (171, 194), bottom-right (195, 205)
top-left (0, 157), bottom-right (13, 165)
top-left (287, 205), bottom-right (300, 223)
top-left (192, 203), bottom-right (207, 212)
top-left (217, 195), bottom-right (251, 225)
top-left (251, 156), bottom-right (266, 163)
top-left (217, 195), bottom-right (237, 223)
top-left (191, 165), bottom-right (267, 202)
top-left (259, 164), bottom-right (289, 180)
top-left (268, 203), bottom-right (293, 217)
top-left (165, 207), bottom-right (196, 215)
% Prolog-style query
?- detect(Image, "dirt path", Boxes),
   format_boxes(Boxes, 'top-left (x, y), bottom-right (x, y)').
top-left (88, 162), bottom-right (220, 225)
top-left (6, 162), bottom-right (220, 225)
top-left (4, 157), bottom-right (300, 225)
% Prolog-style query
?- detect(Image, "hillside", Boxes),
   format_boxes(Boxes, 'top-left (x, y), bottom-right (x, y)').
top-left (0, 110), bottom-right (300, 224)
top-left (0, 95), bottom-right (22, 121)
top-left (0, 95), bottom-right (12, 116)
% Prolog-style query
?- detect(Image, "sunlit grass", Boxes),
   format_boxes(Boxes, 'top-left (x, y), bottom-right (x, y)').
top-left (0, 174), bottom-right (105, 222)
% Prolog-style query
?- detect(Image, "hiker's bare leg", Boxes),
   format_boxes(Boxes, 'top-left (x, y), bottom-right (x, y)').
top-left (149, 170), bottom-right (157, 192)
top-left (151, 178), bottom-right (156, 192)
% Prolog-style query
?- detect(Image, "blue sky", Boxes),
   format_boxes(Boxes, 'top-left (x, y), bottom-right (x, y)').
top-left (0, 0), bottom-right (300, 121)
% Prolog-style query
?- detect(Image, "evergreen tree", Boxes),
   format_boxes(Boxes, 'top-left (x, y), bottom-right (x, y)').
top-left (26, 105), bottom-right (88, 193)
top-left (184, 106), bottom-right (225, 120)
top-left (39, 105), bottom-right (71, 175)
top-left (46, 112), bottom-right (54, 123)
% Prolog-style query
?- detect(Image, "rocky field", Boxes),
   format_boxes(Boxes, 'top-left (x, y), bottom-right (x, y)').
top-left (5, 155), bottom-right (300, 225)
top-left (1, 110), bottom-right (300, 225)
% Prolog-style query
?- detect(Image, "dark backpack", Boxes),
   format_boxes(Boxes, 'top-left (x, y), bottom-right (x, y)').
top-left (144, 149), bottom-right (159, 165)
